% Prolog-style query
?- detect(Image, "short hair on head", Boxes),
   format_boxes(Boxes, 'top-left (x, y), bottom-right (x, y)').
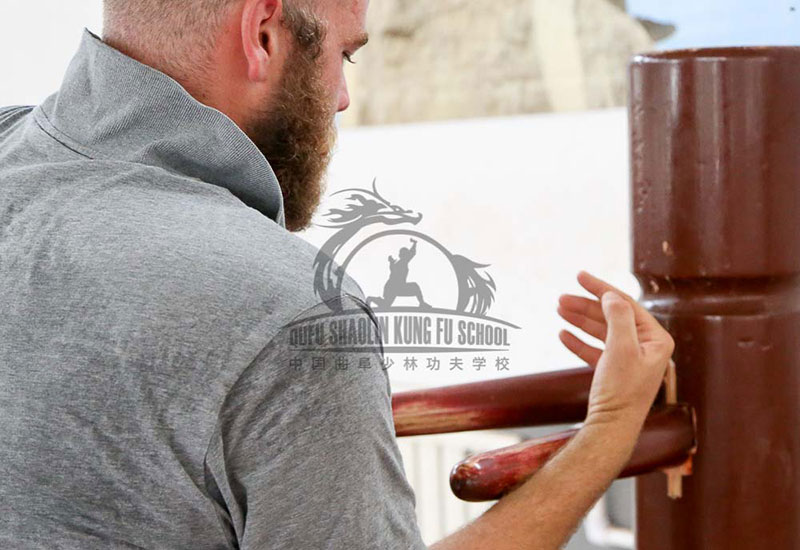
top-left (102, 0), bottom-right (237, 67)
top-left (102, 0), bottom-right (326, 82)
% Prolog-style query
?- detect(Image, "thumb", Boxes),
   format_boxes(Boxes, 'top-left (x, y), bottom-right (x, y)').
top-left (601, 291), bottom-right (639, 353)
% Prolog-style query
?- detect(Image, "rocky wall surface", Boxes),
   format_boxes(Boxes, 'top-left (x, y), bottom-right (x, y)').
top-left (340, 0), bottom-right (654, 126)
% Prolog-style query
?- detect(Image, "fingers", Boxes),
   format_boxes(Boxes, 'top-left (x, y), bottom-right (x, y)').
top-left (558, 294), bottom-right (604, 325)
top-left (577, 271), bottom-right (637, 304)
top-left (557, 303), bottom-right (607, 342)
top-left (577, 271), bottom-right (662, 332)
top-left (558, 329), bottom-right (602, 367)
top-left (561, 271), bottom-right (674, 371)
top-left (601, 291), bottom-right (639, 354)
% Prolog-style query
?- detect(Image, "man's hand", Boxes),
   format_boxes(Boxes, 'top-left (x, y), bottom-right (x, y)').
top-left (557, 270), bottom-right (675, 430)
top-left (430, 271), bottom-right (676, 550)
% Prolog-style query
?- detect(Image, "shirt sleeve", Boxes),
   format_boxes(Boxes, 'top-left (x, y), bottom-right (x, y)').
top-left (203, 294), bottom-right (428, 550)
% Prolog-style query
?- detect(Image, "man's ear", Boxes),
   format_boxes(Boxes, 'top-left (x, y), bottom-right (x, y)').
top-left (240, 0), bottom-right (284, 82)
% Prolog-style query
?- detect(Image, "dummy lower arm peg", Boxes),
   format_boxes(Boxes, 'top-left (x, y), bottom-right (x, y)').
top-left (448, 404), bottom-right (697, 502)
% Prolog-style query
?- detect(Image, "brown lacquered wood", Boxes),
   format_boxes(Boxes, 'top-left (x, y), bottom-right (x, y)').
top-left (391, 368), bottom-right (593, 436)
top-left (449, 405), bottom-right (696, 502)
top-left (630, 47), bottom-right (800, 549)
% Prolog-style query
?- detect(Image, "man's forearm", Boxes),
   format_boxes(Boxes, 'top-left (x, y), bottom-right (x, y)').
top-left (429, 414), bottom-right (644, 550)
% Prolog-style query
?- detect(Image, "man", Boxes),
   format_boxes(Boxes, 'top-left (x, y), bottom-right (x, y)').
top-left (0, 0), bottom-right (674, 548)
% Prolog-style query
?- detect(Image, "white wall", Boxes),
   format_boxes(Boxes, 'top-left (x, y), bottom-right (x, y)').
top-left (0, 1), bottom-right (103, 106)
top-left (301, 110), bottom-right (639, 391)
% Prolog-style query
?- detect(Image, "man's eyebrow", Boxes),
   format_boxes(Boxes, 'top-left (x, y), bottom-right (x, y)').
top-left (348, 32), bottom-right (369, 49)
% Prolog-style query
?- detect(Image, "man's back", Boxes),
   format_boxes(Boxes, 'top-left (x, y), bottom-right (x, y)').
top-left (0, 29), bottom-right (426, 550)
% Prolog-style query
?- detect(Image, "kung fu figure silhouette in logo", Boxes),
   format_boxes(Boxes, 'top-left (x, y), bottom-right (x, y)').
top-left (367, 238), bottom-right (432, 310)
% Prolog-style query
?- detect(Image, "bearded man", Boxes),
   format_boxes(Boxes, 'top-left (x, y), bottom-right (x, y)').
top-left (0, 1), bottom-right (674, 549)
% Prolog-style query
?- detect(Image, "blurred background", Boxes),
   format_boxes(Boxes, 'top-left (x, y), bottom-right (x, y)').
top-left (2, 1), bottom-right (798, 547)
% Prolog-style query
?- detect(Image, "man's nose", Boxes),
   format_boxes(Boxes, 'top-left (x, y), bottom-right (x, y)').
top-left (337, 82), bottom-right (351, 113)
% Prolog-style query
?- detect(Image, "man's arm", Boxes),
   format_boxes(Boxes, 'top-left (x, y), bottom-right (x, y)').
top-left (429, 271), bottom-right (675, 550)
top-left (203, 294), bottom-right (428, 550)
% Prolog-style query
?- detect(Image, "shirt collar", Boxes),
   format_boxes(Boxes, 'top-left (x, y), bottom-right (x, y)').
top-left (34, 28), bottom-right (286, 227)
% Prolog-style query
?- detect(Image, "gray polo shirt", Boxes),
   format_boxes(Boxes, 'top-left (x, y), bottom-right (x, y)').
top-left (0, 28), bottom-right (427, 550)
